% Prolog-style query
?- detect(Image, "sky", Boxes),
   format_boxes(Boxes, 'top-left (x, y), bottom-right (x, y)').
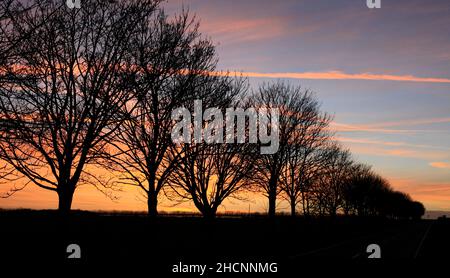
top-left (1, 0), bottom-right (450, 213)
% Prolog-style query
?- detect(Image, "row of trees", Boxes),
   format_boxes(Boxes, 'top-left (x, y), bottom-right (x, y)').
top-left (0, 0), bottom-right (424, 219)
top-left (244, 83), bottom-right (424, 220)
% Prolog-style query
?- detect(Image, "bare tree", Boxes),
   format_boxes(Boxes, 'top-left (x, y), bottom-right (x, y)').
top-left (102, 8), bottom-right (232, 217)
top-left (279, 93), bottom-right (332, 217)
top-left (313, 143), bottom-right (353, 216)
top-left (165, 76), bottom-right (252, 219)
top-left (0, 0), bottom-right (159, 212)
top-left (251, 82), bottom-right (323, 217)
top-left (168, 142), bottom-right (255, 219)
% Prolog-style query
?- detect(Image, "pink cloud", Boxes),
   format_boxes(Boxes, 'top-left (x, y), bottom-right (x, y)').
top-left (331, 122), bottom-right (424, 134)
top-left (200, 17), bottom-right (287, 45)
top-left (366, 117), bottom-right (450, 128)
top-left (346, 144), bottom-right (448, 160)
top-left (338, 137), bottom-right (450, 151)
top-left (330, 116), bottom-right (450, 135)
top-left (430, 162), bottom-right (450, 170)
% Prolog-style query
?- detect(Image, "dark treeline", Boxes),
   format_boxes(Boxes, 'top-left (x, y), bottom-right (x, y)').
top-left (0, 0), bottom-right (425, 220)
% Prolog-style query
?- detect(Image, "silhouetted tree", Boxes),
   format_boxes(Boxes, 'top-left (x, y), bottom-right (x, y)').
top-left (341, 163), bottom-right (373, 215)
top-left (101, 8), bottom-right (222, 217)
top-left (344, 169), bottom-right (390, 217)
top-left (167, 78), bottom-right (253, 219)
top-left (341, 167), bottom-right (425, 219)
top-left (313, 144), bottom-right (353, 216)
top-left (169, 142), bottom-right (255, 219)
top-left (409, 201), bottom-right (425, 220)
top-left (0, 0), bottom-right (159, 212)
top-left (279, 93), bottom-right (332, 217)
top-left (252, 82), bottom-right (322, 217)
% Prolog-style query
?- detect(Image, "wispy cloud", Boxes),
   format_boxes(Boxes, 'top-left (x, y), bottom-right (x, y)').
top-left (331, 117), bottom-right (450, 135)
top-left (201, 18), bottom-right (286, 44)
top-left (339, 137), bottom-right (450, 151)
top-left (366, 117), bottom-right (450, 128)
top-left (430, 162), bottom-right (450, 170)
top-left (347, 145), bottom-right (448, 160)
top-left (240, 70), bottom-right (450, 83)
top-left (331, 122), bottom-right (434, 135)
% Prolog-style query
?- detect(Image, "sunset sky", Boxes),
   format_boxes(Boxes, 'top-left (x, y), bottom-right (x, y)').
top-left (1, 0), bottom-right (450, 213)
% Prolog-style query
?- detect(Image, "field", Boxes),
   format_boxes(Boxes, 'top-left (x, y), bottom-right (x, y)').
top-left (0, 210), bottom-right (448, 273)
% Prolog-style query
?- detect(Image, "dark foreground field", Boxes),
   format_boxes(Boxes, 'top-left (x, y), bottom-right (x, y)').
top-left (0, 210), bottom-right (448, 273)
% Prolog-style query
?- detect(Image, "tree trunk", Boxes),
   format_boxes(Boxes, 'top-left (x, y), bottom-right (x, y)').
top-left (57, 186), bottom-right (75, 213)
top-left (306, 198), bottom-right (310, 216)
top-left (147, 172), bottom-right (159, 217)
top-left (290, 196), bottom-right (296, 217)
top-left (268, 190), bottom-right (276, 218)
top-left (267, 175), bottom-right (278, 217)
top-left (301, 191), bottom-right (306, 214)
top-left (202, 207), bottom-right (217, 220)
top-left (147, 192), bottom-right (158, 217)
